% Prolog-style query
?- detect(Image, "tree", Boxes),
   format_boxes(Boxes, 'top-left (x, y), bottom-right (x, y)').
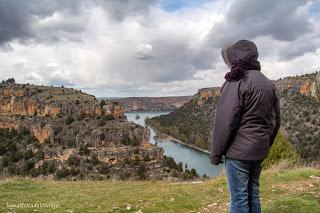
top-left (6, 78), bottom-right (15, 84)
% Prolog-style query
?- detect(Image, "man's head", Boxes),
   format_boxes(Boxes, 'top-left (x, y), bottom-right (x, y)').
top-left (221, 40), bottom-right (259, 68)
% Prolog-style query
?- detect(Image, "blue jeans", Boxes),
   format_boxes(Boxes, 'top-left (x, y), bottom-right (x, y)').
top-left (225, 157), bottom-right (263, 213)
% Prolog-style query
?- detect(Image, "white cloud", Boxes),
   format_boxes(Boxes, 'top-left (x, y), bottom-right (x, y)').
top-left (135, 44), bottom-right (155, 60)
top-left (0, 0), bottom-right (319, 97)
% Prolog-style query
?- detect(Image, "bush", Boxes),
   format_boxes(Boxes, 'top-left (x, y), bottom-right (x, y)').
top-left (41, 160), bottom-right (56, 175)
top-left (24, 149), bottom-right (33, 160)
top-left (1, 156), bottom-right (9, 167)
top-left (98, 164), bottom-right (110, 175)
top-left (7, 163), bottom-right (17, 175)
top-left (131, 136), bottom-right (139, 146)
top-left (35, 150), bottom-right (44, 160)
top-left (69, 167), bottom-right (79, 176)
top-left (143, 154), bottom-right (150, 162)
top-left (102, 114), bottom-right (114, 121)
top-left (137, 162), bottom-right (146, 180)
top-left (30, 168), bottom-right (40, 177)
top-left (79, 144), bottom-right (90, 155)
top-left (8, 151), bottom-right (23, 162)
top-left (190, 168), bottom-right (198, 177)
top-left (67, 154), bottom-right (80, 167)
top-left (56, 167), bottom-right (70, 179)
top-left (21, 160), bottom-right (35, 175)
top-left (121, 135), bottom-right (130, 146)
top-left (262, 131), bottom-right (299, 169)
top-left (90, 153), bottom-right (100, 165)
top-left (65, 115), bottom-right (74, 125)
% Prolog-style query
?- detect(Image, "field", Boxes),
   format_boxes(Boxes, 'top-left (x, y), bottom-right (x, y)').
top-left (1, 165), bottom-right (320, 213)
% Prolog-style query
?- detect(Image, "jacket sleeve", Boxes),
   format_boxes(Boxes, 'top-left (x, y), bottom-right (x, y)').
top-left (269, 88), bottom-right (281, 147)
top-left (210, 81), bottom-right (245, 165)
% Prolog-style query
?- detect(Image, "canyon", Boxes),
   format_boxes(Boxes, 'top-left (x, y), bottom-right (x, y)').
top-left (0, 80), bottom-right (195, 180)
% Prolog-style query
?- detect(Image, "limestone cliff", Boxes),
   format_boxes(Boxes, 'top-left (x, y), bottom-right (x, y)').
top-left (0, 81), bottom-right (190, 180)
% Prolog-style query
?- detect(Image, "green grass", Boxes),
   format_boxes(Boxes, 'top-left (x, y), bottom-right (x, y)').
top-left (1, 167), bottom-right (320, 212)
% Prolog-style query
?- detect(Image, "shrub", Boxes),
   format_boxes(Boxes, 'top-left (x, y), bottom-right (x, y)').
top-left (102, 114), bottom-right (114, 121)
top-left (67, 154), bottom-right (80, 167)
top-left (90, 153), bottom-right (100, 165)
top-left (65, 115), bottom-right (74, 125)
top-left (69, 167), bottom-right (79, 176)
top-left (98, 164), bottom-right (110, 175)
top-left (30, 168), bottom-right (40, 177)
top-left (44, 138), bottom-right (51, 144)
top-left (190, 168), bottom-right (198, 177)
top-left (131, 136), bottom-right (139, 146)
top-left (262, 131), bottom-right (299, 169)
top-left (121, 135), bottom-right (130, 146)
top-left (24, 149), bottom-right (33, 160)
top-left (6, 78), bottom-right (15, 84)
top-left (34, 150), bottom-right (44, 161)
top-left (79, 144), bottom-right (90, 155)
top-left (9, 151), bottom-right (23, 162)
top-left (143, 154), bottom-right (150, 162)
top-left (1, 156), bottom-right (9, 167)
top-left (56, 167), bottom-right (70, 179)
top-left (41, 160), bottom-right (56, 175)
top-left (137, 162), bottom-right (146, 180)
top-left (7, 163), bottom-right (17, 175)
top-left (21, 160), bottom-right (35, 175)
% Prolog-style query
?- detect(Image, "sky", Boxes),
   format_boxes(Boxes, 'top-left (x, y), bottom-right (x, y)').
top-left (0, 0), bottom-right (319, 97)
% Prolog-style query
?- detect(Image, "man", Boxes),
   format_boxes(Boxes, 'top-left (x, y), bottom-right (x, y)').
top-left (210, 40), bottom-right (281, 213)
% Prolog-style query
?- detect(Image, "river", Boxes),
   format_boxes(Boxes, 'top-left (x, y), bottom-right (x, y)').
top-left (125, 112), bottom-right (224, 177)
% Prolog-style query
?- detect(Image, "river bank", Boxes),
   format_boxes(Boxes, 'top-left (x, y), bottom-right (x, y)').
top-left (126, 112), bottom-right (222, 177)
top-left (148, 125), bottom-right (210, 155)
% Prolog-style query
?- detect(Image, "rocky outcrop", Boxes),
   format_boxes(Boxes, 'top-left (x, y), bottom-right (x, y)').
top-left (275, 72), bottom-right (320, 102)
top-left (32, 124), bottom-right (54, 144)
top-left (310, 72), bottom-right (320, 101)
top-left (196, 87), bottom-right (220, 107)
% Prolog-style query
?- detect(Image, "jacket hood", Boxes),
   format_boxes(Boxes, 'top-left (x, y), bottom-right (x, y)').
top-left (227, 40), bottom-right (259, 66)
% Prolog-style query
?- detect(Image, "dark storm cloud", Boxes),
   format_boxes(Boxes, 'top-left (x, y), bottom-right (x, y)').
top-left (0, 0), bottom-right (158, 45)
top-left (208, 0), bottom-right (314, 60)
top-left (0, 0), bottom-right (83, 45)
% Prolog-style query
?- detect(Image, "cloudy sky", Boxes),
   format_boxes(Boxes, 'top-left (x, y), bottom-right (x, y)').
top-left (0, 0), bottom-right (320, 97)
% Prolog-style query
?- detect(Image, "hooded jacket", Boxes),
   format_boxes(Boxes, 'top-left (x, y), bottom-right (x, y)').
top-left (210, 41), bottom-right (281, 165)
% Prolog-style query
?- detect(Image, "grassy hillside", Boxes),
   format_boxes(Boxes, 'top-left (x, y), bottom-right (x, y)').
top-left (1, 166), bottom-right (320, 212)
top-left (146, 72), bottom-right (320, 162)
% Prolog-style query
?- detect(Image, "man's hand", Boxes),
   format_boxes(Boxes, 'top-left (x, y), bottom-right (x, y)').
top-left (210, 155), bottom-right (223, 165)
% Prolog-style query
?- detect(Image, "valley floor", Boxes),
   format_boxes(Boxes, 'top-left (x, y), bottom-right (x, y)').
top-left (1, 166), bottom-right (320, 213)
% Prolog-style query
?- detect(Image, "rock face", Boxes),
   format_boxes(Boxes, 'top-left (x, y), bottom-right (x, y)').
top-left (196, 87), bottom-right (220, 107)
top-left (275, 72), bottom-right (320, 102)
top-left (0, 81), bottom-right (191, 180)
top-left (111, 96), bottom-right (193, 112)
top-left (147, 72), bottom-right (320, 161)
